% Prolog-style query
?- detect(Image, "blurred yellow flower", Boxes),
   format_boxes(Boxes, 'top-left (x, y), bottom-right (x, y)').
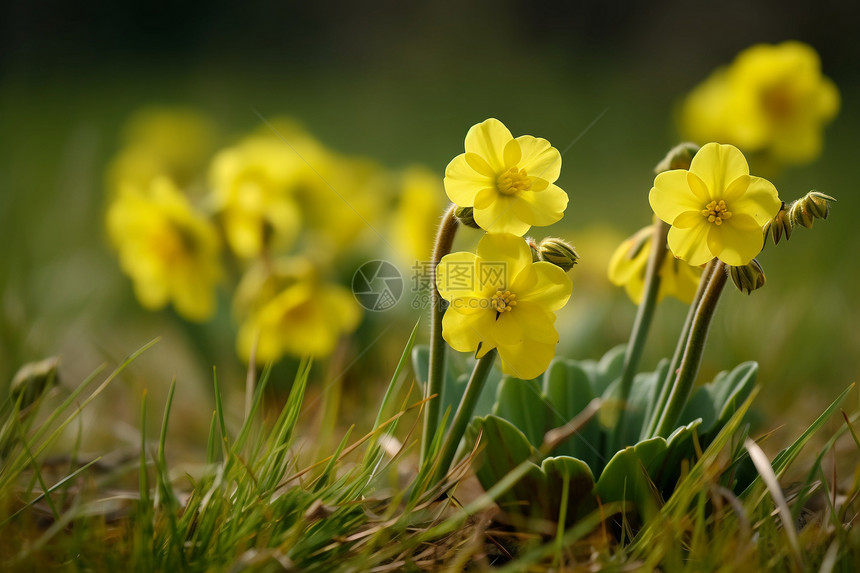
top-left (209, 135), bottom-right (303, 258)
top-left (390, 167), bottom-right (445, 264)
top-left (436, 233), bottom-right (572, 379)
top-left (649, 143), bottom-right (781, 267)
top-left (107, 177), bottom-right (221, 321)
top-left (235, 259), bottom-right (361, 361)
top-left (680, 42), bottom-right (839, 165)
top-left (607, 224), bottom-right (702, 305)
top-left (444, 118), bottom-right (568, 236)
top-left (106, 107), bottom-right (217, 194)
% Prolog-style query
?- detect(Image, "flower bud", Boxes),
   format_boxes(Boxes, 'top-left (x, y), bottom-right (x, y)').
top-left (454, 206), bottom-right (481, 229)
top-left (537, 238), bottom-right (579, 271)
top-left (11, 356), bottom-right (60, 410)
top-left (728, 259), bottom-right (766, 295)
top-left (654, 142), bottom-right (700, 173)
top-left (805, 191), bottom-right (833, 220)
top-left (526, 237), bottom-right (541, 262)
top-left (763, 203), bottom-right (792, 245)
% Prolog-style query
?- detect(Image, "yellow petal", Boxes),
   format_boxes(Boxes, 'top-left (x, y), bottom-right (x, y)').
top-left (464, 118), bottom-right (512, 173)
top-left (442, 307), bottom-right (496, 353)
top-left (650, 170), bottom-right (703, 223)
top-left (497, 338), bottom-right (557, 380)
top-left (709, 217), bottom-right (763, 266)
top-left (516, 136), bottom-right (561, 182)
top-left (516, 262), bottom-right (572, 311)
top-left (436, 251), bottom-right (481, 300)
top-left (444, 154), bottom-right (493, 206)
top-left (689, 143), bottom-right (750, 196)
top-left (503, 139), bottom-right (522, 169)
top-left (510, 183), bottom-right (568, 227)
top-left (731, 176), bottom-right (781, 225)
top-left (475, 233), bottom-right (533, 289)
top-left (668, 222), bottom-right (713, 266)
top-left (500, 300), bottom-right (558, 344)
top-left (473, 194), bottom-right (531, 235)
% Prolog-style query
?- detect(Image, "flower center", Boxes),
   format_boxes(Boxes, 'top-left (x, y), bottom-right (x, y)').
top-left (496, 168), bottom-right (531, 196)
top-left (491, 290), bottom-right (517, 317)
top-left (701, 200), bottom-right (733, 226)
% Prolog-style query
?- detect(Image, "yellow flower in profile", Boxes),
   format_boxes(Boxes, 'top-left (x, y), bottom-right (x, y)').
top-left (390, 167), bottom-right (445, 263)
top-left (209, 135), bottom-right (303, 258)
top-left (436, 233), bottom-right (572, 379)
top-left (107, 177), bottom-right (221, 321)
top-left (649, 143), bottom-right (781, 267)
top-left (235, 259), bottom-right (361, 361)
top-left (681, 42), bottom-right (839, 165)
top-left (444, 118), bottom-right (568, 236)
top-left (608, 224), bottom-right (702, 305)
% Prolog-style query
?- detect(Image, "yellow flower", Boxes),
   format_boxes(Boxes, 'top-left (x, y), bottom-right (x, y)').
top-left (649, 143), bottom-right (781, 267)
top-left (107, 177), bottom-right (221, 321)
top-left (235, 259), bottom-right (361, 361)
top-left (209, 135), bottom-right (303, 258)
top-left (680, 42), bottom-right (839, 165)
top-left (390, 167), bottom-right (445, 263)
top-left (436, 233), bottom-right (572, 379)
top-left (444, 118), bottom-right (568, 235)
top-left (106, 107), bottom-right (217, 194)
top-left (607, 225), bottom-right (702, 305)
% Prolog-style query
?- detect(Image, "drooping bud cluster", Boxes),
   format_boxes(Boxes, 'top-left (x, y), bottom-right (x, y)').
top-left (728, 259), bottom-right (766, 295)
top-left (536, 237), bottom-right (580, 271)
top-left (789, 191), bottom-right (833, 229)
top-left (764, 191), bottom-right (835, 245)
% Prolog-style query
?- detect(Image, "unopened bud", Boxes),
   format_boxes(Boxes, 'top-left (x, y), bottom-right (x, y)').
top-left (729, 259), bottom-right (766, 295)
top-left (526, 237), bottom-right (541, 262)
top-left (11, 356), bottom-right (59, 410)
top-left (537, 238), bottom-right (579, 271)
top-left (454, 206), bottom-right (481, 229)
top-left (654, 142), bottom-right (700, 173)
top-left (763, 203), bottom-right (792, 245)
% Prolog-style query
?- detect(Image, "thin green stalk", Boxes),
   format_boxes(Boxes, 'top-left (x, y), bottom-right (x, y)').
top-left (612, 220), bottom-right (669, 450)
top-left (422, 204), bottom-right (460, 463)
top-left (653, 260), bottom-right (728, 437)
top-left (644, 258), bottom-right (717, 439)
top-left (432, 349), bottom-right (497, 484)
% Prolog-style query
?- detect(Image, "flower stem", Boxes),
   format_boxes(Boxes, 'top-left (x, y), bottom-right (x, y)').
top-left (421, 204), bottom-right (460, 463)
top-left (432, 349), bottom-right (497, 485)
top-left (652, 260), bottom-right (728, 438)
top-left (644, 258), bottom-right (717, 439)
top-left (611, 221), bottom-right (669, 450)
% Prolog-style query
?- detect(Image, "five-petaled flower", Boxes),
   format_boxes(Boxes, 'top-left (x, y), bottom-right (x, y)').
top-left (444, 118), bottom-right (569, 236)
top-left (649, 143), bottom-right (781, 267)
top-left (436, 233), bottom-right (572, 379)
top-left (608, 224), bottom-right (702, 305)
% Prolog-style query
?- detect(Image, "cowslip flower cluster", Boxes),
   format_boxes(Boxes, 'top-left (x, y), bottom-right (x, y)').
top-left (105, 110), bottom-right (382, 362)
top-left (444, 118), bottom-right (568, 236)
top-left (436, 233), bottom-right (572, 379)
top-left (106, 177), bottom-right (221, 321)
top-left (649, 143), bottom-right (781, 267)
top-left (680, 42), bottom-right (839, 165)
top-left (608, 224), bottom-right (702, 305)
top-left (234, 259), bottom-right (360, 361)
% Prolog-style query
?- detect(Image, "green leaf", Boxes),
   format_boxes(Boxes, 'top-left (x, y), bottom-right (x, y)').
top-left (595, 437), bottom-right (668, 522)
top-left (540, 456), bottom-right (597, 524)
top-left (542, 359), bottom-right (601, 467)
top-left (493, 377), bottom-right (551, 448)
top-left (679, 361), bottom-right (758, 435)
top-left (579, 344), bottom-right (626, 396)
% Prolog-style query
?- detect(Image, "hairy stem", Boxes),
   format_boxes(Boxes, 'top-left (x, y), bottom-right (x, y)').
top-left (421, 204), bottom-right (460, 463)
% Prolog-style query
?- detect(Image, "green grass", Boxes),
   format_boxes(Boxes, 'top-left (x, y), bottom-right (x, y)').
top-left (1, 333), bottom-right (859, 571)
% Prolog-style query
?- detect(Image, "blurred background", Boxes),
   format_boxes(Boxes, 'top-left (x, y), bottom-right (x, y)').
top-left (1, 0), bottom-right (858, 452)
